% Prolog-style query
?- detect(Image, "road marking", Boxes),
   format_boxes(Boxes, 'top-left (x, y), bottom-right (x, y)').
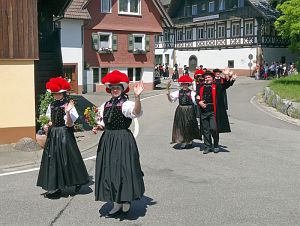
top-left (0, 93), bottom-right (166, 177)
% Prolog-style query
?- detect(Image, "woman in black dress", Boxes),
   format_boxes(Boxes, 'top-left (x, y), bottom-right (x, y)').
top-left (37, 77), bottom-right (89, 198)
top-left (93, 70), bottom-right (145, 215)
top-left (167, 75), bottom-right (200, 149)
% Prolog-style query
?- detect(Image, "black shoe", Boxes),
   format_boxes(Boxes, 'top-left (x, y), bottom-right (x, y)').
top-left (44, 189), bottom-right (62, 198)
top-left (213, 147), bottom-right (220, 153)
top-left (203, 148), bottom-right (210, 154)
top-left (75, 185), bottom-right (81, 193)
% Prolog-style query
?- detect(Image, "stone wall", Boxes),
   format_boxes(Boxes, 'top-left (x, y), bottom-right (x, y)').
top-left (264, 87), bottom-right (300, 119)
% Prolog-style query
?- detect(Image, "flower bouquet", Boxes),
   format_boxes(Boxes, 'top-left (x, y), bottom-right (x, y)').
top-left (84, 106), bottom-right (99, 131)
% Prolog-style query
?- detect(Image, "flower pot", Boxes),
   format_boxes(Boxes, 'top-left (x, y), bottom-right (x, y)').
top-left (36, 134), bottom-right (47, 148)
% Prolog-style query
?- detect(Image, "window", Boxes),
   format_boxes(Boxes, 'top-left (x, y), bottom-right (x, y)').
top-left (164, 31), bottom-right (169, 42)
top-left (93, 68), bottom-right (99, 83)
top-left (245, 22), bottom-right (253, 36)
top-left (127, 68), bottom-right (134, 81)
top-left (192, 5), bottom-right (198, 16)
top-left (135, 68), bottom-right (142, 81)
top-left (207, 26), bottom-right (214, 39)
top-left (228, 60), bottom-right (234, 68)
top-left (119, 0), bottom-right (140, 14)
top-left (186, 28), bottom-right (193, 40)
top-left (218, 25), bottom-right (225, 38)
top-left (201, 3), bottom-right (206, 11)
top-left (177, 29), bottom-right (183, 41)
top-left (101, 0), bottom-right (111, 13)
top-left (101, 68), bottom-right (109, 80)
top-left (127, 68), bottom-right (142, 81)
top-left (98, 32), bottom-right (112, 50)
top-left (184, 6), bottom-right (191, 17)
top-left (165, 54), bottom-right (170, 65)
top-left (208, 1), bottom-right (215, 12)
top-left (133, 34), bottom-right (145, 51)
top-left (219, 0), bottom-right (225, 10)
top-left (232, 23), bottom-right (240, 37)
top-left (197, 27), bottom-right (204, 39)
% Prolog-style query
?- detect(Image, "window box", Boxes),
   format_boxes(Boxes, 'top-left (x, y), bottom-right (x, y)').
top-left (133, 48), bottom-right (146, 54)
top-left (98, 47), bottom-right (113, 54)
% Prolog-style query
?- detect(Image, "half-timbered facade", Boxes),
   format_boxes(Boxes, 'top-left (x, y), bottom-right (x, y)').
top-left (83, 0), bottom-right (172, 92)
top-left (155, 0), bottom-right (299, 74)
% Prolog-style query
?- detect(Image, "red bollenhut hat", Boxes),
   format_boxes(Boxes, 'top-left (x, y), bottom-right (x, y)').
top-left (194, 69), bottom-right (205, 79)
top-left (101, 70), bottom-right (130, 93)
top-left (178, 75), bottom-right (193, 84)
top-left (46, 77), bottom-right (71, 93)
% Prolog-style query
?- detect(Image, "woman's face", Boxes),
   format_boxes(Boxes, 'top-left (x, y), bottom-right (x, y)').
top-left (181, 83), bottom-right (189, 89)
top-left (110, 85), bottom-right (123, 98)
top-left (53, 93), bottom-right (64, 100)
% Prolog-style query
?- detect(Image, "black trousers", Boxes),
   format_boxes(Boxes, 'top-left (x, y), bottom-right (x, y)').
top-left (201, 111), bottom-right (219, 149)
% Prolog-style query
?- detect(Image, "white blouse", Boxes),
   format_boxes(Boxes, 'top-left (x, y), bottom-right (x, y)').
top-left (168, 90), bottom-right (197, 105)
top-left (96, 100), bottom-right (142, 127)
top-left (46, 104), bottom-right (79, 126)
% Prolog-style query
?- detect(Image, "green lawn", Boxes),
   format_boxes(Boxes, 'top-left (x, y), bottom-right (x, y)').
top-left (269, 74), bottom-right (300, 102)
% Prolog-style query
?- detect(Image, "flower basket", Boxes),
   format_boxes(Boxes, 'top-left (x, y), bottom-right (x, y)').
top-left (133, 49), bottom-right (146, 54)
top-left (98, 48), bottom-right (113, 54)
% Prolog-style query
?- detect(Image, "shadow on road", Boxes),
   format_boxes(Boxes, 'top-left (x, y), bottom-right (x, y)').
top-left (99, 195), bottom-right (156, 221)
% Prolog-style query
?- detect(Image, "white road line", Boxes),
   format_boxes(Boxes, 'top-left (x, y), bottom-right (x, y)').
top-left (0, 92), bottom-right (166, 177)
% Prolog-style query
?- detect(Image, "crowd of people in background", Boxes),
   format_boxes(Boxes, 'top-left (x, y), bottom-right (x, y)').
top-left (254, 62), bottom-right (298, 80)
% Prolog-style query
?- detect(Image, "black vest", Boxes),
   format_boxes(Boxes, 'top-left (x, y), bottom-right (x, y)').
top-left (179, 89), bottom-right (193, 106)
top-left (103, 96), bottom-right (132, 130)
top-left (50, 99), bottom-right (68, 127)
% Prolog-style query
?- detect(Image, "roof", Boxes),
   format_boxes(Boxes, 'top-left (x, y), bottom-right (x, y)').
top-left (247, 0), bottom-right (279, 20)
top-left (83, 0), bottom-right (173, 27)
top-left (64, 0), bottom-right (91, 20)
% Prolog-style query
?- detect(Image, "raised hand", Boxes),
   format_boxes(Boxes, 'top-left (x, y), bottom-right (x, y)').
top-left (166, 79), bottom-right (172, 91)
top-left (65, 100), bottom-right (74, 113)
top-left (134, 80), bottom-right (144, 97)
top-left (222, 67), bottom-right (230, 75)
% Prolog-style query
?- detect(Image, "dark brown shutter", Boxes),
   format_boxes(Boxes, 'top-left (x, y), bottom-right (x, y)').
top-left (145, 35), bottom-right (150, 52)
top-left (91, 33), bottom-right (99, 51)
top-left (128, 34), bottom-right (133, 52)
top-left (112, 34), bottom-right (118, 51)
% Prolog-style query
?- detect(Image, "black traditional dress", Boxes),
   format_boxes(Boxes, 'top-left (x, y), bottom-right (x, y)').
top-left (95, 95), bottom-right (145, 203)
top-left (37, 99), bottom-right (89, 191)
top-left (169, 89), bottom-right (200, 143)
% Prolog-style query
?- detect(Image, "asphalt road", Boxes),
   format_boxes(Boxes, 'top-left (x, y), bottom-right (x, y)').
top-left (0, 77), bottom-right (299, 226)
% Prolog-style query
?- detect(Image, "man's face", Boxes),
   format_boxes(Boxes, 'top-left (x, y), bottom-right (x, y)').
top-left (215, 72), bottom-right (221, 78)
top-left (204, 75), bottom-right (213, 84)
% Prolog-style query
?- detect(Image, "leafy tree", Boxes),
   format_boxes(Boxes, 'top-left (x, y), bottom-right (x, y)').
top-left (274, 0), bottom-right (300, 52)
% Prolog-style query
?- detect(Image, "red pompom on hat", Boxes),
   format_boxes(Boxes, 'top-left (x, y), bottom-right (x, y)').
top-left (194, 69), bottom-right (205, 79)
top-left (101, 70), bottom-right (130, 93)
top-left (178, 75), bottom-right (193, 84)
top-left (46, 76), bottom-right (71, 93)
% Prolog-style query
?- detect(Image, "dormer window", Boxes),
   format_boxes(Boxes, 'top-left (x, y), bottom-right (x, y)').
top-left (201, 3), bottom-right (206, 11)
top-left (101, 0), bottom-right (111, 13)
top-left (245, 21), bottom-right (253, 36)
top-left (119, 0), bottom-right (141, 15)
top-left (208, 1), bottom-right (215, 12)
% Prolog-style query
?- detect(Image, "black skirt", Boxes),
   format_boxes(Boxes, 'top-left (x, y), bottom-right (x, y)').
top-left (37, 126), bottom-right (89, 191)
top-left (172, 105), bottom-right (200, 143)
top-left (95, 129), bottom-right (145, 203)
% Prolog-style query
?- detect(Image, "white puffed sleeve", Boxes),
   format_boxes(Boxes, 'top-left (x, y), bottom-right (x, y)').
top-left (122, 100), bottom-right (142, 119)
top-left (96, 103), bottom-right (105, 127)
top-left (45, 104), bottom-right (51, 118)
top-left (64, 106), bottom-right (79, 125)
top-left (191, 90), bottom-right (197, 105)
top-left (168, 90), bottom-right (179, 103)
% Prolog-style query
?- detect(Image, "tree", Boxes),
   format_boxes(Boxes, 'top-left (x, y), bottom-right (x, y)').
top-left (274, 0), bottom-right (300, 52)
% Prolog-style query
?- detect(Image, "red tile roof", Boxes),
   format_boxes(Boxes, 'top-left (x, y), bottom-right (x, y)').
top-left (64, 0), bottom-right (91, 20)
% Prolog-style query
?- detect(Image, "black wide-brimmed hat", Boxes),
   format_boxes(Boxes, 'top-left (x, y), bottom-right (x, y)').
top-left (202, 70), bottom-right (215, 78)
top-left (213, 68), bottom-right (222, 73)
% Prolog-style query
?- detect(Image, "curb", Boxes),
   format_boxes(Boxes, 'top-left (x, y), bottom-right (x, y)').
top-left (250, 94), bottom-right (300, 127)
